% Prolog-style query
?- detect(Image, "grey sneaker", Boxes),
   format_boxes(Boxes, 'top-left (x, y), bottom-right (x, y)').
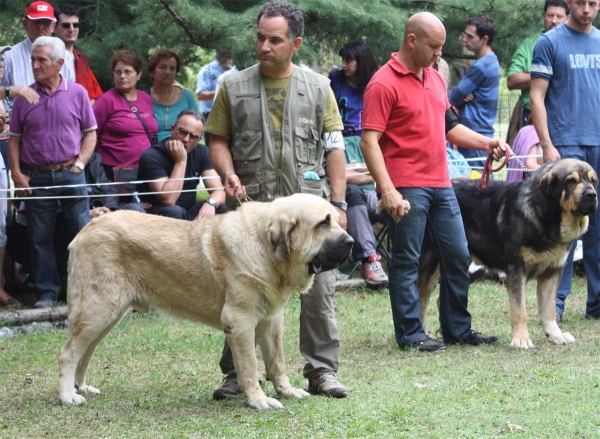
top-left (360, 254), bottom-right (388, 285)
top-left (307, 372), bottom-right (348, 398)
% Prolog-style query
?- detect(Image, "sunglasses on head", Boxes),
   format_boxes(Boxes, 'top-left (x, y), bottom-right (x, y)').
top-left (59, 22), bottom-right (80, 29)
top-left (176, 126), bottom-right (201, 140)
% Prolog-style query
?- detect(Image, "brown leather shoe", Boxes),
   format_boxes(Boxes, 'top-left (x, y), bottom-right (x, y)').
top-left (307, 372), bottom-right (348, 398)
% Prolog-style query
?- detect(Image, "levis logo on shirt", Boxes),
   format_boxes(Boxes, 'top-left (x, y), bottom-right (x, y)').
top-left (569, 54), bottom-right (600, 69)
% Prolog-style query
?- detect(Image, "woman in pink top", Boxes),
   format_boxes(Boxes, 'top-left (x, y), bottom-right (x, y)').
top-left (94, 50), bottom-right (158, 180)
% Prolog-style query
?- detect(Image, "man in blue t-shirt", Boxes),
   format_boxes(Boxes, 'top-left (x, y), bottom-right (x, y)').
top-left (137, 109), bottom-right (226, 220)
top-left (531, 0), bottom-right (600, 322)
top-left (449, 15), bottom-right (500, 171)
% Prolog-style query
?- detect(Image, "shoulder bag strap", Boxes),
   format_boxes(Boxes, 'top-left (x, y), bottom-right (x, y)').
top-left (115, 88), bottom-right (154, 145)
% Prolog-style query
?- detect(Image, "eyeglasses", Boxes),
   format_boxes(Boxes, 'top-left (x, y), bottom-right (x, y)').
top-left (113, 69), bottom-right (136, 76)
top-left (175, 126), bottom-right (201, 140)
top-left (60, 22), bottom-right (80, 29)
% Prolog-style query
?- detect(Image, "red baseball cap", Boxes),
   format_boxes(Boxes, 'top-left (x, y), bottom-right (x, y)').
top-left (25, 1), bottom-right (56, 21)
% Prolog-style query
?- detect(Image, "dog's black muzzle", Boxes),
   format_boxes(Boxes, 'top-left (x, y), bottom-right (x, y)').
top-left (308, 236), bottom-right (354, 274)
top-left (576, 187), bottom-right (598, 216)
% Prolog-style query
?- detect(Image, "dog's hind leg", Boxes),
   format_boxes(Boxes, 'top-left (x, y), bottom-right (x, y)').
top-left (59, 299), bottom-right (130, 406)
top-left (74, 305), bottom-right (131, 397)
top-left (537, 270), bottom-right (575, 345)
top-left (506, 267), bottom-right (534, 349)
top-left (257, 312), bottom-right (309, 401)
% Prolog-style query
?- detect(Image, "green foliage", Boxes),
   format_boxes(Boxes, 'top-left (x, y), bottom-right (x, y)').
top-left (1, 0), bottom-right (551, 90)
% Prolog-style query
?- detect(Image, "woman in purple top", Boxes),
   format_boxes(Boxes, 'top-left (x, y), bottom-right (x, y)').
top-left (94, 50), bottom-right (158, 180)
top-left (505, 121), bottom-right (542, 182)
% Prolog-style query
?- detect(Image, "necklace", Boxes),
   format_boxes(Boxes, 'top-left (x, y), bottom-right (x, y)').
top-left (152, 86), bottom-right (174, 105)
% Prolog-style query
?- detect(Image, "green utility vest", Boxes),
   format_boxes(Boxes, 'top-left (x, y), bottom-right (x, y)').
top-left (224, 64), bottom-right (331, 202)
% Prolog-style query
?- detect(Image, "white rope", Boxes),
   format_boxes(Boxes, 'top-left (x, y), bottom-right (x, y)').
top-left (1, 187), bottom-right (224, 202)
top-left (0, 175), bottom-right (221, 193)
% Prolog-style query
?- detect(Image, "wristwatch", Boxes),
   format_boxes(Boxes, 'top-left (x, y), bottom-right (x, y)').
top-left (206, 198), bottom-right (218, 208)
top-left (73, 162), bottom-right (85, 171)
top-left (3, 86), bottom-right (10, 99)
top-left (330, 201), bottom-right (348, 212)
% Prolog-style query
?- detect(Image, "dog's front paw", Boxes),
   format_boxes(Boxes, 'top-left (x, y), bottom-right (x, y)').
top-left (278, 386), bottom-right (310, 399)
top-left (247, 396), bottom-right (284, 410)
top-left (60, 391), bottom-right (86, 406)
top-left (547, 331), bottom-right (575, 345)
top-left (76, 385), bottom-right (101, 398)
top-left (510, 336), bottom-right (535, 349)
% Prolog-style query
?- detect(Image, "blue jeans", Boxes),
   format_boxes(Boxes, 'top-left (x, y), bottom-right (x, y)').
top-left (386, 187), bottom-right (472, 346)
top-left (23, 165), bottom-right (90, 301)
top-left (555, 145), bottom-right (600, 317)
top-left (457, 147), bottom-right (487, 173)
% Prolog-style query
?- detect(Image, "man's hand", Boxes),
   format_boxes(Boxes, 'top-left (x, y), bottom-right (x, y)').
top-left (463, 93), bottom-right (475, 103)
top-left (488, 139), bottom-right (511, 160)
top-left (381, 190), bottom-right (406, 221)
top-left (90, 206), bottom-right (110, 218)
top-left (12, 172), bottom-right (32, 197)
top-left (10, 86), bottom-right (40, 105)
top-left (165, 140), bottom-right (187, 164)
top-left (196, 202), bottom-right (217, 220)
top-left (224, 173), bottom-right (245, 199)
top-left (542, 144), bottom-right (561, 163)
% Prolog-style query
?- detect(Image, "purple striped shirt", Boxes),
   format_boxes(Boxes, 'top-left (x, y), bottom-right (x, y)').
top-left (9, 76), bottom-right (97, 166)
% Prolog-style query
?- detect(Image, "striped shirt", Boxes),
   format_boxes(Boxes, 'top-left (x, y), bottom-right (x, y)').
top-left (0, 37), bottom-right (75, 88)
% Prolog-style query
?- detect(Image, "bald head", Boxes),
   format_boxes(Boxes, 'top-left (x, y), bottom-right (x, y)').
top-left (404, 12), bottom-right (445, 40)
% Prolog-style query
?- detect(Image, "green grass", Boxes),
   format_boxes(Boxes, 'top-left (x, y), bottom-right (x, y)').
top-left (2, 274), bottom-right (600, 439)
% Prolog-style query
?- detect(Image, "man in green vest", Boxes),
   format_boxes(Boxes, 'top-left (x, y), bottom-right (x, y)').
top-left (205, 1), bottom-right (349, 400)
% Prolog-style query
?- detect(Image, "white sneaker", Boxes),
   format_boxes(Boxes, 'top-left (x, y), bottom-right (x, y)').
top-left (573, 240), bottom-right (583, 262)
top-left (468, 262), bottom-right (484, 275)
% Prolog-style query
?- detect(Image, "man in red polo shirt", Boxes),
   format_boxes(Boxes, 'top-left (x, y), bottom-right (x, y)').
top-left (361, 12), bottom-right (508, 352)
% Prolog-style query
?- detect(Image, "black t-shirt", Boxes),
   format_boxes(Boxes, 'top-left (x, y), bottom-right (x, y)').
top-left (137, 139), bottom-right (213, 209)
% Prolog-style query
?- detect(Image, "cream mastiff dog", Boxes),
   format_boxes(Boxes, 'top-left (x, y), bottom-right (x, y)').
top-left (58, 194), bottom-right (353, 410)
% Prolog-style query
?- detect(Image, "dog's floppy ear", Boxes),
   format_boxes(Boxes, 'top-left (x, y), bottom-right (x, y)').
top-left (540, 168), bottom-right (560, 202)
top-left (268, 214), bottom-right (298, 262)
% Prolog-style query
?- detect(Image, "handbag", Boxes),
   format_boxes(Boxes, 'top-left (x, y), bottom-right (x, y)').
top-left (116, 89), bottom-right (157, 146)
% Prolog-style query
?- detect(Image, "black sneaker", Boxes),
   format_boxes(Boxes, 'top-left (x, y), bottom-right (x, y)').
top-left (405, 337), bottom-right (446, 352)
top-left (463, 330), bottom-right (498, 346)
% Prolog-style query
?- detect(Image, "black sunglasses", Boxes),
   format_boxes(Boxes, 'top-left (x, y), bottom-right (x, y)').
top-left (59, 22), bottom-right (80, 29)
top-left (176, 126), bottom-right (201, 140)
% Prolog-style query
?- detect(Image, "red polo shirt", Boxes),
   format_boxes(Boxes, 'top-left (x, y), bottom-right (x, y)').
top-left (362, 53), bottom-right (450, 188)
top-left (74, 48), bottom-right (103, 101)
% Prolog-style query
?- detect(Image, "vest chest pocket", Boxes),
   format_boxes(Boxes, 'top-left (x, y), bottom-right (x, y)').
top-left (232, 130), bottom-right (263, 176)
top-left (294, 126), bottom-right (320, 165)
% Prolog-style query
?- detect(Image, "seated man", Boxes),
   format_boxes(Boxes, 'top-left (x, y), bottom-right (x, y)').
top-left (137, 109), bottom-right (226, 220)
top-left (345, 154), bottom-right (388, 286)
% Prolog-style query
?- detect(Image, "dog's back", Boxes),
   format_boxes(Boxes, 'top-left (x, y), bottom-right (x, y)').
top-left (68, 210), bottom-right (229, 327)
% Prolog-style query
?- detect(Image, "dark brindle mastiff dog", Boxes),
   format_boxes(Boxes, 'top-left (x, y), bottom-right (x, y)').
top-left (418, 159), bottom-right (598, 349)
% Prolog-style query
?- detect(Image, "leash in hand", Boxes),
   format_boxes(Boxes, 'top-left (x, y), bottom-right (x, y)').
top-left (479, 149), bottom-right (528, 189)
top-left (234, 189), bottom-right (253, 207)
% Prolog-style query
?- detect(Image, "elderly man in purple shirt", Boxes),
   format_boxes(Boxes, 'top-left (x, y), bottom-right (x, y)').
top-left (9, 36), bottom-right (97, 308)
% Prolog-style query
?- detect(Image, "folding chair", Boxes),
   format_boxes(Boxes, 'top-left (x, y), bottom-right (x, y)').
top-left (344, 222), bottom-right (391, 278)
top-left (112, 165), bottom-right (151, 210)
